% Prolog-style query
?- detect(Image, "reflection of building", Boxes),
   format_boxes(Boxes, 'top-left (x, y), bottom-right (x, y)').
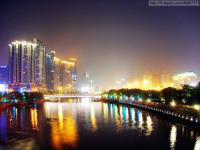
top-left (173, 72), bottom-right (197, 88)
top-left (8, 39), bottom-right (46, 92)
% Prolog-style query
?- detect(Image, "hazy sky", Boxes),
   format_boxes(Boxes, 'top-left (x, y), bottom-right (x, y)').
top-left (0, 0), bottom-right (200, 89)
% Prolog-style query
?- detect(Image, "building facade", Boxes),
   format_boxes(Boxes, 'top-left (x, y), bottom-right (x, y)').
top-left (8, 39), bottom-right (46, 92)
top-left (0, 66), bottom-right (8, 84)
top-left (45, 51), bottom-right (77, 93)
top-left (8, 38), bottom-right (77, 93)
top-left (45, 51), bottom-right (55, 92)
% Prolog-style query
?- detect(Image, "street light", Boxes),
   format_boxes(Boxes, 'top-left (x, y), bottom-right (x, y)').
top-left (193, 105), bottom-right (200, 111)
top-left (170, 100), bottom-right (176, 107)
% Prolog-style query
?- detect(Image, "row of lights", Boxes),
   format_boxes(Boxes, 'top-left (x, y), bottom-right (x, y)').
top-left (131, 102), bottom-right (199, 123)
top-left (113, 96), bottom-right (200, 123)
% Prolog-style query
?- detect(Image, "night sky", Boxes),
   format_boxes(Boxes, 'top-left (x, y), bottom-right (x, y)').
top-left (0, 0), bottom-right (200, 89)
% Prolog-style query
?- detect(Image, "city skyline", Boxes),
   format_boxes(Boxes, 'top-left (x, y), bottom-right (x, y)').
top-left (0, 1), bottom-right (200, 150)
top-left (7, 38), bottom-right (77, 93)
top-left (0, 0), bottom-right (200, 89)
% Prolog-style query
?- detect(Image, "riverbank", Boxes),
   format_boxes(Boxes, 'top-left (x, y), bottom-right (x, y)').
top-left (101, 99), bottom-right (200, 129)
top-left (0, 100), bottom-right (45, 111)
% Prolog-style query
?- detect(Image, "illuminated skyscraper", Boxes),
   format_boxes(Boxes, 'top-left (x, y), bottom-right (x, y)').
top-left (45, 51), bottom-right (55, 92)
top-left (33, 38), bottom-right (46, 88)
top-left (69, 58), bottom-right (77, 91)
top-left (8, 38), bottom-right (46, 92)
top-left (0, 66), bottom-right (8, 84)
top-left (59, 61), bottom-right (76, 93)
top-left (45, 51), bottom-right (77, 93)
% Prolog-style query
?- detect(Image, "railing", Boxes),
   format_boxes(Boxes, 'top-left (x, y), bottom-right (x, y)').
top-left (102, 99), bottom-right (200, 126)
top-left (44, 94), bottom-right (101, 99)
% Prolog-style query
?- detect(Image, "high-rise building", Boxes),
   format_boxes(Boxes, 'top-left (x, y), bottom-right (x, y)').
top-left (69, 58), bottom-right (77, 91)
top-left (59, 61), bottom-right (75, 93)
top-left (8, 39), bottom-right (46, 92)
top-left (0, 66), bottom-right (8, 84)
top-left (45, 51), bottom-right (55, 92)
top-left (44, 52), bottom-right (77, 93)
top-left (8, 38), bottom-right (77, 93)
top-left (33, 38), bottom-right (46, 88)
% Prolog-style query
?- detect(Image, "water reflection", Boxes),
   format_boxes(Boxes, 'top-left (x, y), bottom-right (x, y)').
top-left (45, 102), bottom-right (79, 149)
top-left (0, 99), bottom-right (199, 150)
top-left (170, 125), bottom-right (177, 150)
top-left (90, 104), bottom-right (97, 132)
top-left (194, 137), bottom-right (200, 150)
top-left (0, 112), bottom-right (7, 143)
top-left (145, 115), bottom-right (153, 136)
top-left (31, 107), bottom-right (39, 130)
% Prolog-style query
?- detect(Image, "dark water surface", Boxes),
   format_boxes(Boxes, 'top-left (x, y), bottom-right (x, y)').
top-left (0, 98), bottom-right (199, 150)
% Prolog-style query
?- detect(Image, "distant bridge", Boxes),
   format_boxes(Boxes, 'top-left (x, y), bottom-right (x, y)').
top-left (44, 94), bottom-right (101, 100)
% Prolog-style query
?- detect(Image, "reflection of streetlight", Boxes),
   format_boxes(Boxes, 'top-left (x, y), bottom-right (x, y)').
top-left (170, 125), bottom-right (177, 150)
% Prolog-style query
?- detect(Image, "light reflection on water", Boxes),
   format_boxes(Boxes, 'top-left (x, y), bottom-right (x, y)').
top-left (0, 98), bottom-right (199, 150)
top-left (45, 102), bottom-right (79, 149)
top-left (194, 137), bottom-right (200, 150)
top-left (170, 125), bottom-right (177, 150)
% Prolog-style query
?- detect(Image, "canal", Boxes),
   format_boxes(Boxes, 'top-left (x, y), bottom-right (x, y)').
top-left (0, 98), bottom-right (199, 150)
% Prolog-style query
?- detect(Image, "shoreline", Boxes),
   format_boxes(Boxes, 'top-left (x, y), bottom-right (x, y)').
top-left (0, 100), bottom-right (45, 111)
top-left (100, 99), bottom-right (200, 130)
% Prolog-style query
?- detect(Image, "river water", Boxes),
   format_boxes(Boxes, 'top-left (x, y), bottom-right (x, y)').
top-left (0, 98), bottom-right (199, 150)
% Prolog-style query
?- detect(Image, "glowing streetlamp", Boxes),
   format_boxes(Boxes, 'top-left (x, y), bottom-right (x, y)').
top-left (193, 105), bottom-right (200, 111)
top-left (147, 99), bottom-right (151, 103)
top-left (170, 100), bottom-right (176, 107)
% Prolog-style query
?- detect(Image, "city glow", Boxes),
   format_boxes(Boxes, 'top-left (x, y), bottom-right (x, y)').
top-left (173, 72), bottom-right (197, 81)
top-left (0, 84), bottom-right (7, 92)
top-left (62, 61), bottom-right (75, 66)
top-left (81, 86), bottom-right (90, 93)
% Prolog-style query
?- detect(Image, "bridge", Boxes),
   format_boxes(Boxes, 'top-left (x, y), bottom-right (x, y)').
top-left (44, 94), bottom-right (101, 100)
